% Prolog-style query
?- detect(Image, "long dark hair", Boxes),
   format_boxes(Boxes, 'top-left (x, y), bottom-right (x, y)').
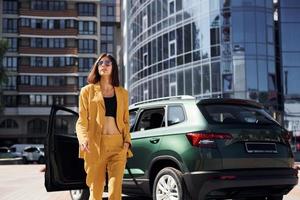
top-left (87, 53), bottom-right (120, 86)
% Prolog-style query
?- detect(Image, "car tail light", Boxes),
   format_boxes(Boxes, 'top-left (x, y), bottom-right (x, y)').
top-left (186, 132), bottom-right (233, 148)
top-left (219, 175), bottom-right (236, 180)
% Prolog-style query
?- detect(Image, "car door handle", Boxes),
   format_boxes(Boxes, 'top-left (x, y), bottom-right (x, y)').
top-left (149, 138), bottom-right (160, 144)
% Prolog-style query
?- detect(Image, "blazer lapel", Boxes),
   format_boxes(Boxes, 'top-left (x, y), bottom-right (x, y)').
top-left (92, 83), bottom-right (105, 109)
top-left (92, 83), bottom-right (105, 129)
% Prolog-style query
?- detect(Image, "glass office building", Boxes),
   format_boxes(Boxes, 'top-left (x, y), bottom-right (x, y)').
top-left (124, 0), bottom-right (278, 113)
top-left (279, 0), bottom-right (300, 158)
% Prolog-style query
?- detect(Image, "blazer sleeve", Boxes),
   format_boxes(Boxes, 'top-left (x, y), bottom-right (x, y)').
top-left (123, 90), bottom-right (132, 146)
top-left (76, 87), bottom-right (89, 145)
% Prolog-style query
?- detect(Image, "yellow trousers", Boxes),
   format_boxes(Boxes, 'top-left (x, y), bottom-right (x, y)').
top-left (85, 134), bottom-right (127, 200)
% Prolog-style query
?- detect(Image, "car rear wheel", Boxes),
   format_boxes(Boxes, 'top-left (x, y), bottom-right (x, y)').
top-left (38, 156), bottom-right (45, 164)
top-left (153, 167), bottom-right (190, 200)
top-left (70, 189), bottom-right (89, 200)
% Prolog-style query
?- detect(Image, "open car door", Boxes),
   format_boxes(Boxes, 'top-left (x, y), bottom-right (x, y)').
top-left (45, 105), bottom-right (87, 191)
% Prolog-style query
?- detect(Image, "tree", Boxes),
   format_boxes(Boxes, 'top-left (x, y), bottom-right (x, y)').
top-left (0, 39), bottom-right (8, 113)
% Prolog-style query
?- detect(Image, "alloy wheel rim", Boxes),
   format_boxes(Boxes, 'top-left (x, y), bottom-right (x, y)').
top-left (156, 174), bottom-right (179, 200)
top-left (70, 190), bottom-right (83, 200)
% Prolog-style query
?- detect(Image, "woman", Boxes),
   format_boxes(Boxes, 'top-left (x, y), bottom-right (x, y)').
top-left (76, 53), bottom-right (133, 200)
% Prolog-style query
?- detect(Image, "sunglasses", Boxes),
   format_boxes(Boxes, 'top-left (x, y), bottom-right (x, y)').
top-left (98, 60), bottom-right (112, 66)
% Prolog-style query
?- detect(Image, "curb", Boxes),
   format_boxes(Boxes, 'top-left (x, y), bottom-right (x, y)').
top-left (0, 158), bottom-right (24, 165)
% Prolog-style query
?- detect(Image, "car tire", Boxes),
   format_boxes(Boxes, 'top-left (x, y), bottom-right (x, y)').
top-left (22, 157), bottom-right (28, 164)
top-left (38, 156), bottom-right (45, 164)
top-left (153, 167), bottom-right (190, 200)
top-left (70, 189), bottom-right (89, 200)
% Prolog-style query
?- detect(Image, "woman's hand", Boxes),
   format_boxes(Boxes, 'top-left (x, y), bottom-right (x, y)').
top-left (80, 140), bottom-right (90, 153)
top-left (123, 142), bottom-right (130, 150)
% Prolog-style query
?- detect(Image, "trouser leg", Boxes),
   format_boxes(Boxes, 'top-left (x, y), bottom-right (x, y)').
top-left (85, 162), bottom-right (107, 200)
top-left (107, 150), bottom-right (127, 200)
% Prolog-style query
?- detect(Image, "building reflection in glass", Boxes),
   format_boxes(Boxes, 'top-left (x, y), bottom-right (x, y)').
top-left (124, 0), bottom-right (279, 120)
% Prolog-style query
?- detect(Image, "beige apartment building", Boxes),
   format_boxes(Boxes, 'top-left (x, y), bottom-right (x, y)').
top-left (0, 0), bottom-right (122, 146)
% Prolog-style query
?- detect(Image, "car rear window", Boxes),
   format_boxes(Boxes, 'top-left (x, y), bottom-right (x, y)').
top-left (199, 104), bottom-right (278, 125)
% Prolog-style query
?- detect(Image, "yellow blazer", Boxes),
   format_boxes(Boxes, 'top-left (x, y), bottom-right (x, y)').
top-left (76, 83), bottom-right (133, 164)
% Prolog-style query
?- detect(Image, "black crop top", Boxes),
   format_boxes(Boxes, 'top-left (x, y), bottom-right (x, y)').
top-left (103, 95), bottom-right (117, 118)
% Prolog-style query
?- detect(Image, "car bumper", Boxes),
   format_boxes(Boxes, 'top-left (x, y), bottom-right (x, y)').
top-left (183, 168), bottom-right (298, 199)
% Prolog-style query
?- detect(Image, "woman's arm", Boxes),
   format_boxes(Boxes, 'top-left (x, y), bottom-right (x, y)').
top-left (76, 87), bottom-right (89, 151)
top-left (123, 90), bottom-right (132, 148)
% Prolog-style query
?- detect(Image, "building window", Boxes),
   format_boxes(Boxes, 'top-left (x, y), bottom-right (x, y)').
top-left (29, 95), bottom-right (47, 105)
top-left (2, 76), bottom-right (17, 90)
top-left (143, 89), bottom-right (149, 100)
top-left (31, 0), bottom-right (66, 11)
top-left (20, 18), bottom-right (30, 27)
top-left (52, 96), bottom-right (65, 105)
top-left (27, 119), bottom-right (47, 134)
top-left (169, 40), bottom-right (176, 57)
top-left (143, 52), bottom-right (148, 67)
top-left (2, 19), bottom-right (18, 33)
top-left (170, 82), bottom-right (177, 96)
top-left (0, 119), bottom-right (18, 128)
top-left (30, 38), bottom-right (65, 48)
top-left (78, 58), bottom-right (95, 72)
top-left (48, 1), bottom-right (67, 11)
top-left (79, 76), bottom-right (88, 88)
top-left (107, 6), bottom-right (114, 16)
top-left (168, 0), bottom-right (175, 15)
top-left (101, 26), bottom-right (114, 41)
top-left (2, 96), bottom-right (17, 107)
top-left (29, 76), bottom-right (47, 86)
top-left (3, 0), bottom-right (18, 14)
top-left (79, 21), bottom-right (96, 35)
top-left (54, 118), bottom-right (68, 134)
top-left (19, 95), bottom-right (30, 106)
top-left (143, 15), bottom-right (148, 32)
top-left (78, 39), bottom-right (97, 53)
top-left (48, 77), bottom-right (66, 86)
top-left (2, 57), bottom-right (17, 71)
top-left (101, 5), bottom-right (115, 17)
top-left (78, 3), bottom-right (96, 16)
top-left (20, 76), bottom-right (30, 85)
top-left (31, 0), bottom-right (48, 10)
top-left (101, 42), bottom-right (113, 54)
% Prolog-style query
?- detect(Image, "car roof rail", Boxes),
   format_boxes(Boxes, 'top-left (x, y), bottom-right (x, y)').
top-left (132, 95), bottom-right (195, 106)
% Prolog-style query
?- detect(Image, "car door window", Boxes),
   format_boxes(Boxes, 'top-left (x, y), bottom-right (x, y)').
top-left (135, 108), bottom-right (165, 131)
top-left (51, 109), bottom-right (78, 136)
top-left (129, 109), bottom-right (138, 132)
top-left (167, 106), bottom-right (185, 126)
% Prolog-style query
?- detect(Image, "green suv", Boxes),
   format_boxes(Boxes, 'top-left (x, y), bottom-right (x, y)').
top-left (45, 96), bottom-right (298, 200)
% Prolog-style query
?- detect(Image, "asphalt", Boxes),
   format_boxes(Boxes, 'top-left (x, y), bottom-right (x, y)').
top-left (0, 164), bottom-right (299, 200)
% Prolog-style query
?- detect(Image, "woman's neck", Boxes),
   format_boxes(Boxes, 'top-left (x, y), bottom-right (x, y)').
top-left (100, 77), bottom-right (113, 90)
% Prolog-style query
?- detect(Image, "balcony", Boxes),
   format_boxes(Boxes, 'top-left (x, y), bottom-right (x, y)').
top-left (19, 9), bottom-right (77, 18)
top-left (19, 65), bottom-right (78, 73)
top-left (19, 47), bottom-right (78, 55)
top-left (18, 85), bottom-right (78, 93)
top-left (19, 27), bottom-right (78, 36)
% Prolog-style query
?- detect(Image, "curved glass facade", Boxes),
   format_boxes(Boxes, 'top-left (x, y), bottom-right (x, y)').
top-left (125, 0), bottom-right (278, 111)
top-left (280, 0), bottom-right (300, 158)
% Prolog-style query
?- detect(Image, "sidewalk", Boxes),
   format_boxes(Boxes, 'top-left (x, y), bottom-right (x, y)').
top-left (0, 165), bottom-right (71, 200)
top-left (0, 164), bottom-right (298, 200)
